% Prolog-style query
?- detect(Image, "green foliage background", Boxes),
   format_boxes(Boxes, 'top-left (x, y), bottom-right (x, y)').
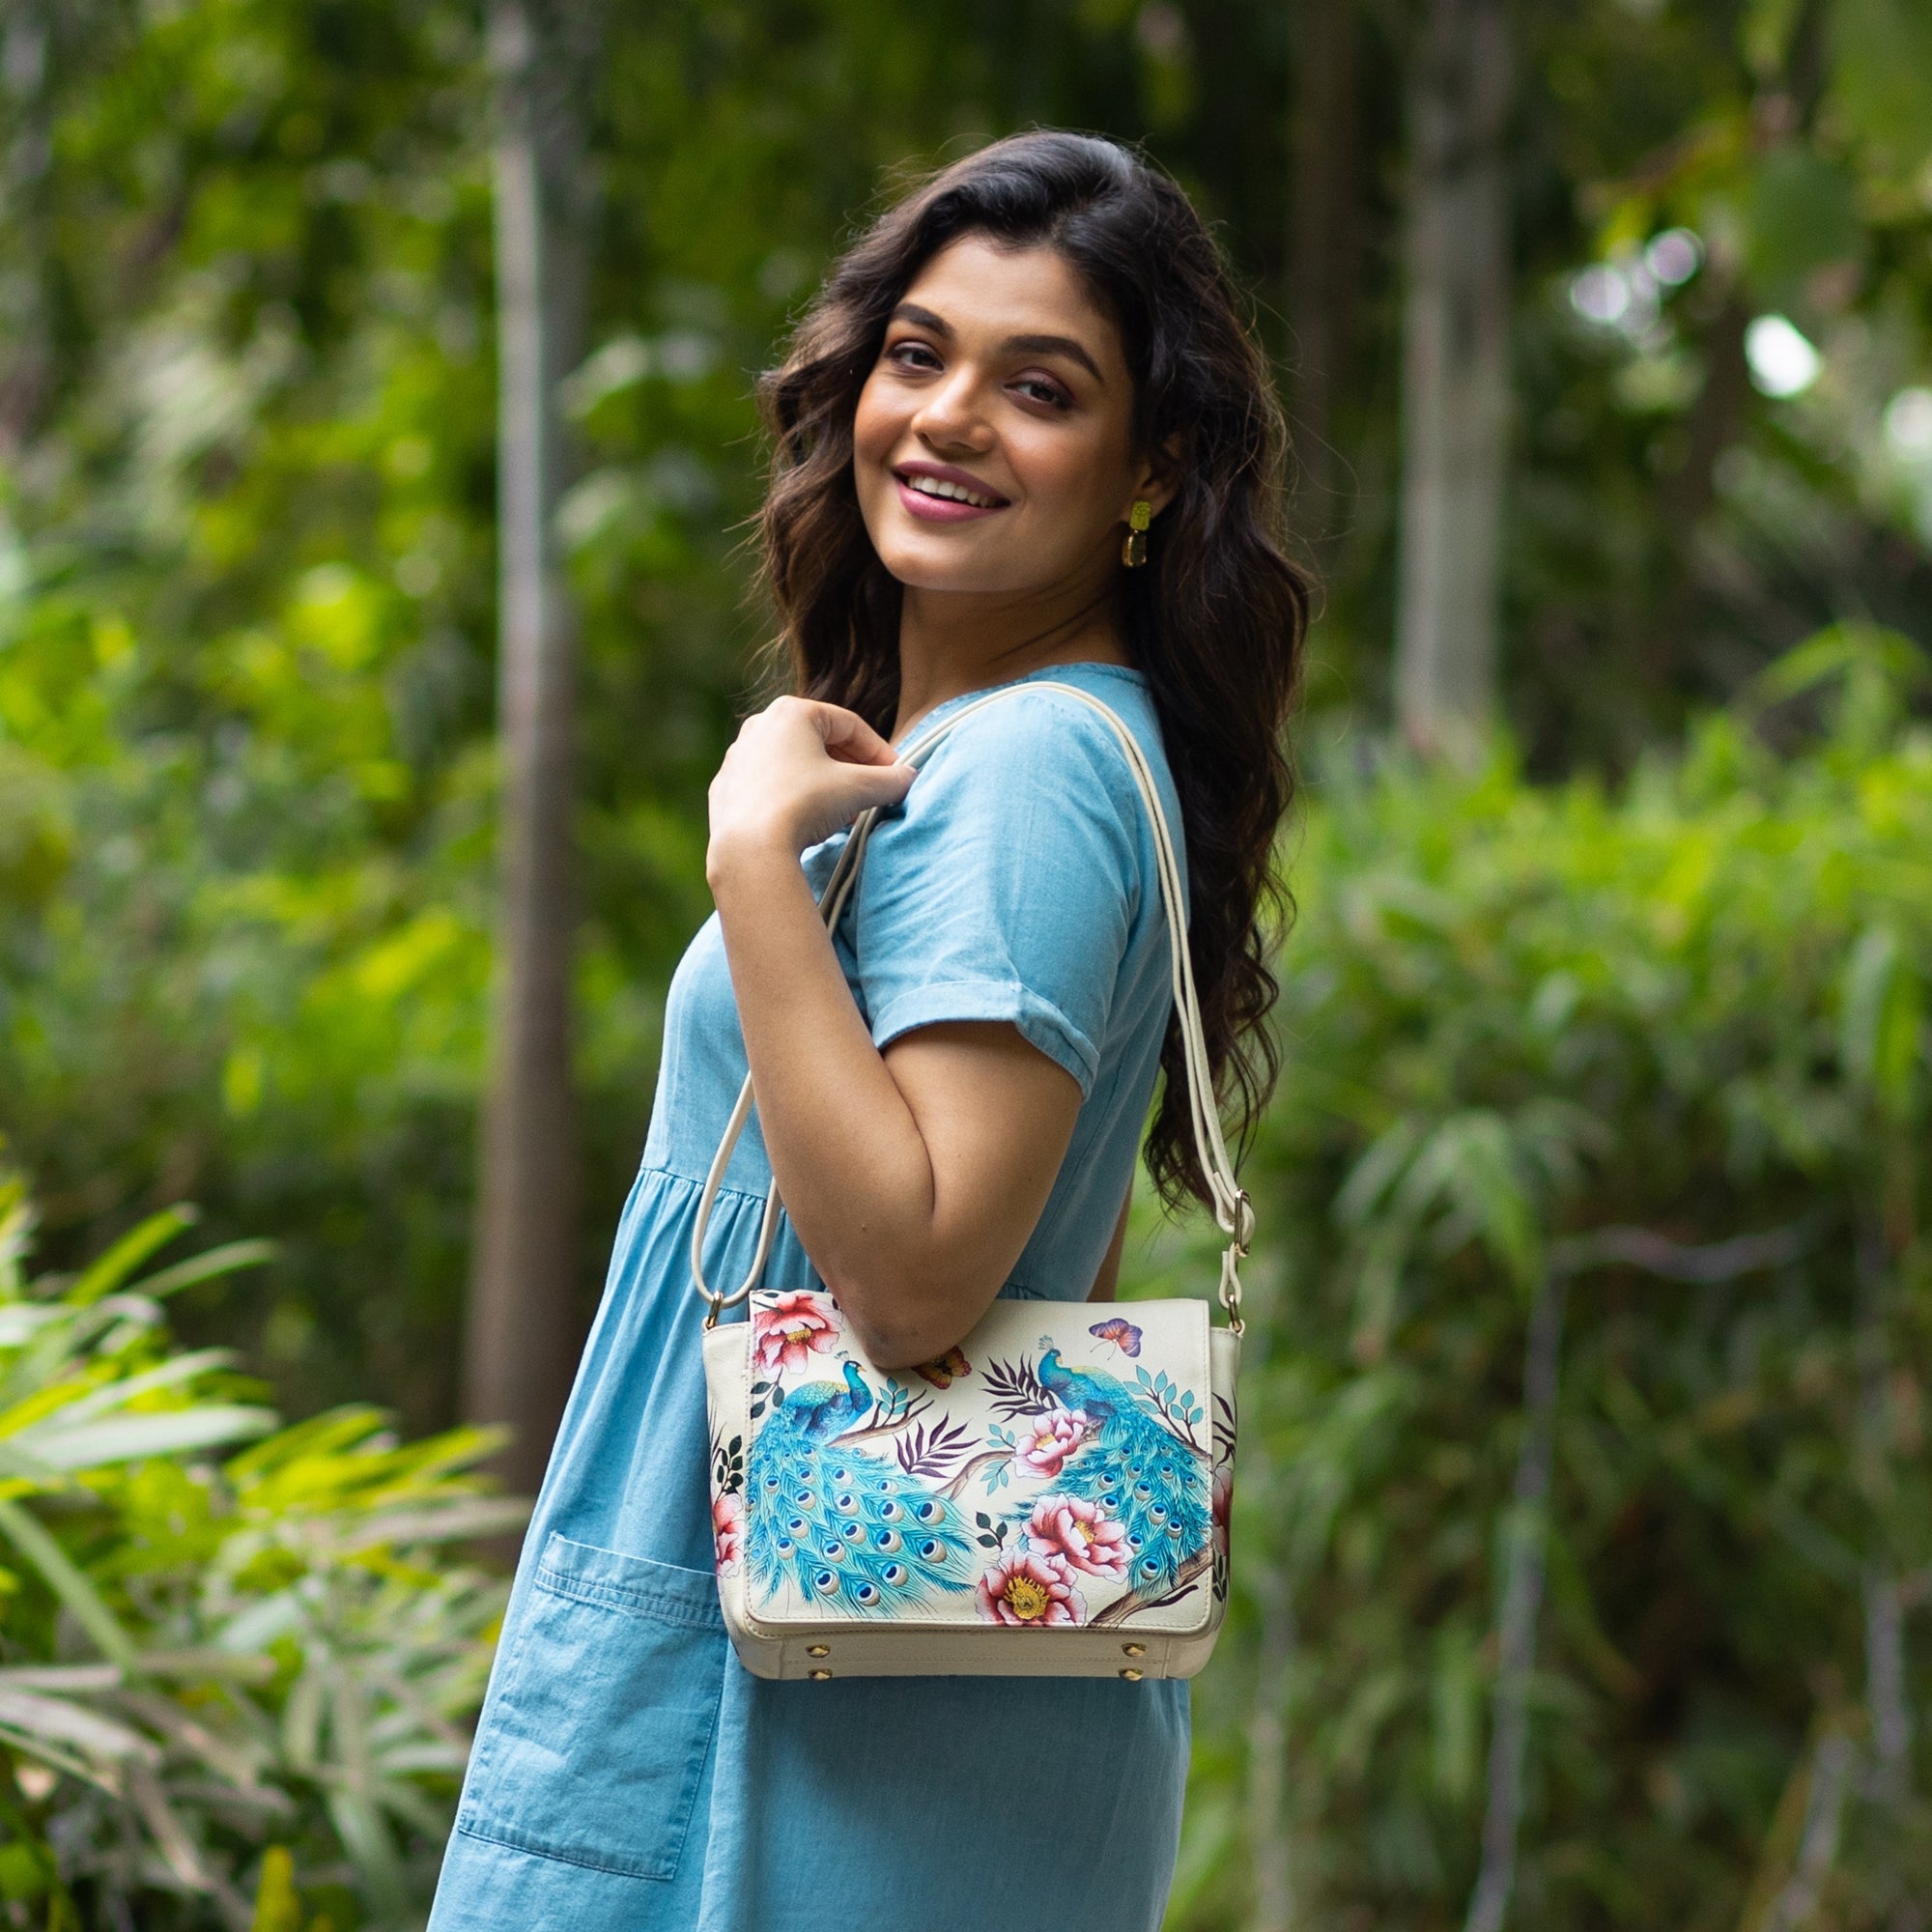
top-left (1168, 639), bottom-right (1932, 1927)
top-left (2, 0), bottom-right (1931, 1925)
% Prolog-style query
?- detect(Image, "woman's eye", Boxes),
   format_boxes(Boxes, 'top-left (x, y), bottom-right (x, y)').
top-left (1013, 376), bottom-right (1071, 410)
top-left (887, 341), bottom-right (941, 372)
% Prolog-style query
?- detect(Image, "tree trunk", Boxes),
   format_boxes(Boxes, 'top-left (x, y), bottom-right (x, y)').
top-left (1287, 0), bottom-right (1361, 553)
top-left (1394, 0), bottom-right (1512, 758)
top-left (1464, 1269), bottom-right (1566, 1932)
top-left (1246, 1510), bottom-right (1297, 1932)
top-left (1855, 1214), bottom-right (1911, 1808)
top-left (466, 0), bottom-right (595, 1500)
top-left (0, 4), bottom-right (55, 460)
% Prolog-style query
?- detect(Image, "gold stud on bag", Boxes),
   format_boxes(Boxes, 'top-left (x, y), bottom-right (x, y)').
top-left (695, 684), bottom-right (1248, 1681)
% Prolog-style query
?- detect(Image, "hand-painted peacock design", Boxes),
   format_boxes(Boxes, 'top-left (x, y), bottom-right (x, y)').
top-left (1033, 1348), bottom-right (1213, 1602)
top-left (726, 1300), bottom-right (1220, 1628)
top-left (743, 1360), bottom-right (977, 1615)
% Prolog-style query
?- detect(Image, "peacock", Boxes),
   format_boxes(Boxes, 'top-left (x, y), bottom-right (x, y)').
top-left (744, 1360), bottom-right (976, 1615)
top-left (1036, 1349), bottom-right (1213, 1599)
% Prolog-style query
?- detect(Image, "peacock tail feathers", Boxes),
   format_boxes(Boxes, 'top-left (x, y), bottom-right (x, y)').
top-left (1057, 1405), bottom-right (1211, 1595)
top-left (1037, 1350), bottom-right (1213, 1597)
top-left (744, 1387), bottom-right (976, 1616)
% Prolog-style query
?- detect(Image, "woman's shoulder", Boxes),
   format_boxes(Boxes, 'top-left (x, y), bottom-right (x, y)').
top-left (909, 666), bottom-right (1168, 810)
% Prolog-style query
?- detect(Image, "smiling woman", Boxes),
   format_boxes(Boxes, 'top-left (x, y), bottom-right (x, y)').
top-left (430, 131), bottom-right (1308, 1932)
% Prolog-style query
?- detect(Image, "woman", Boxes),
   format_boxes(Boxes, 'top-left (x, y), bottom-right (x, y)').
top-left (431, 130), bottom-right (1307, 1932)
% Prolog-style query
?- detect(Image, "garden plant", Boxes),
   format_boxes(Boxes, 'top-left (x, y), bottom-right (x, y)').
top-left (0, 1181), bottom-right (520, 1930)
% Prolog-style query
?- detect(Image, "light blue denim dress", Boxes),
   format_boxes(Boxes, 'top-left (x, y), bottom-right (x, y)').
top-left (429, 664), bottom-right (1190, 1932)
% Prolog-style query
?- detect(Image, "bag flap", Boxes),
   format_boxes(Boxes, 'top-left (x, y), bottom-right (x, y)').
top-left (716, 1290), bottom-right (1225, 1636)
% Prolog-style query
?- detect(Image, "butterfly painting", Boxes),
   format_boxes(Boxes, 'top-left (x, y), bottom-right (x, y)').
top-left (912, 1345), bottom-right (971, 1389)
top-left (1089, 1318), bottom-right (1143, 1358)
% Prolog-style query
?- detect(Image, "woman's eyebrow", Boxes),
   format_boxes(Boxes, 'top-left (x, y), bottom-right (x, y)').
top-left (888, 303), bottom-right (1104, 385)
top-left (1002, 333), bottom-right (1104, 384)
top-left (891, 301), bottom-right (953, 336)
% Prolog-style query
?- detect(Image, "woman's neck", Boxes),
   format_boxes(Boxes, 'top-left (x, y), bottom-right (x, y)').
top-left (892, 577), bottom-right (1133, 737)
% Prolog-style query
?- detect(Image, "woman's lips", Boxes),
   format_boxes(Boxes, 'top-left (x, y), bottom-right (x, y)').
top-left (893, 476), bottom-right (1009, 524)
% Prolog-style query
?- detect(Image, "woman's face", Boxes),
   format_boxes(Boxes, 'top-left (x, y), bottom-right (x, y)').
top-left (851, 235), bottom-right (1167, 599)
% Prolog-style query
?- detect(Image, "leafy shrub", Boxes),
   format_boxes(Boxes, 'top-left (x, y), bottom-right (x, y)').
top-left (1168, 634), bottom-right (1932, 1931)
top-left (0, 1180), bottom-right (521, 1930)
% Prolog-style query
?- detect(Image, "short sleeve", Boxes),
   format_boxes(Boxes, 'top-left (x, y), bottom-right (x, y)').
top-left (847, 692), bottom-right (1146, 1097)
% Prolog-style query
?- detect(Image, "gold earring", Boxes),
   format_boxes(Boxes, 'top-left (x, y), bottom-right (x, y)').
top-left (1122, 499), bottom-right (1151, 568)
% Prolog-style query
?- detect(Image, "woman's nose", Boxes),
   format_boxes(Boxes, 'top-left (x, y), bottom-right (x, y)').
top-left (909, 367), bottom-right (994, 452)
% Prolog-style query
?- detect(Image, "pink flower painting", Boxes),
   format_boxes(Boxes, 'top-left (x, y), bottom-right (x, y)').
top-left (1026, 1493), bottom-right (1130, 1581)
top-left (1012, 1405), bottom-right (1090, 1481)
top-left (752, 1291), bottom-right (840, 1378)
top-left (975, 1548), bottom-right (1086, 1628)
top-left (712, 1491), bottom-right (744, 1577)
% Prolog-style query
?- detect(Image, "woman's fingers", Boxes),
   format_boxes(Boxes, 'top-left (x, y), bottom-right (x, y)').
top-left (807, 700), bottom-right (905, 770)
top-left (843, 758), bottom-right (917, 809)
top-left (708, 696), bottom-right (918, 865)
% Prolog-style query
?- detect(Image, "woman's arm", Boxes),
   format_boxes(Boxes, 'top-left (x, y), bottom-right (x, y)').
top-left (706, 697), bottom-right (1086, 1369)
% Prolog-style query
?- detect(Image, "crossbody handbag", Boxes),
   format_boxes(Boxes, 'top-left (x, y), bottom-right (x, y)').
top-left (696, 681), bottom-right (1251, 1681)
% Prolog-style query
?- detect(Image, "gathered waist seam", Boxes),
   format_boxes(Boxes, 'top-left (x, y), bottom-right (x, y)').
top-left (636, 1160), bottom-right (768, 1205)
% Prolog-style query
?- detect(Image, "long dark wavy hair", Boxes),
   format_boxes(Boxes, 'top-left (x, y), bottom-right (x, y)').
top-left (756, 130), bottom-right (1310, 1211)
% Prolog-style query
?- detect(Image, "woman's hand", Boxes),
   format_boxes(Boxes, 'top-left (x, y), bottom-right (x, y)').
top-left (706, 696), bottom-right (916, 887)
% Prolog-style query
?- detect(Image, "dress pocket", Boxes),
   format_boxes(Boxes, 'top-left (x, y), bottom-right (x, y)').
top-left (456, 1533), bottom-right (725, 1881)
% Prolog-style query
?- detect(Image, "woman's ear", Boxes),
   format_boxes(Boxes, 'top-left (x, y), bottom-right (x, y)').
top-left (1128, 434), bottom-right (1186, 522)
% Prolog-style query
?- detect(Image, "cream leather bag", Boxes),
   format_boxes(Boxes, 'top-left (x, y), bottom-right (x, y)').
top-left (696, 683), bottom-right (1250, 1682)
